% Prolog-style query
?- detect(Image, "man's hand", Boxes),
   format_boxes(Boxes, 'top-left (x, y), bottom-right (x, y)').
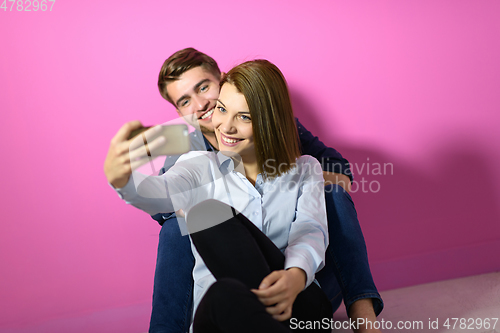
top-left (323, 171), bottom-right (351, 193)
top-left (104, 121), bottom-right (165, 188)
top-left (251, 268), bottom-right (306, 321)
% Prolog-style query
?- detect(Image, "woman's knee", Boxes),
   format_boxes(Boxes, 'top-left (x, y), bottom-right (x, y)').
top-left (186, 199), bottom-right (236, 235)
top-left (199, 278), bottom-right (255, 318)
top-left (205, 278), bottom-right (248, 301)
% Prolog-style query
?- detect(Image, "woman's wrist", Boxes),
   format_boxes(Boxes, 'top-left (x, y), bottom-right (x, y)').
top-left (286, 267), bottom-right (307, 290)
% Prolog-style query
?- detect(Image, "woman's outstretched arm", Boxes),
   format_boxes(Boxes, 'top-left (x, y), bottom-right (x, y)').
top-left (113, 151), bottom-right (214, 216)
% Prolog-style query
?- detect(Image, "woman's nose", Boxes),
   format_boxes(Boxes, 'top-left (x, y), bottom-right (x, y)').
top-left (221, 117), bottom-right (236, 133)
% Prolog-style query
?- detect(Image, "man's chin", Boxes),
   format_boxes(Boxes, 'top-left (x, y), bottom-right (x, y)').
top-left (199, 124), bottom-right (215, 134)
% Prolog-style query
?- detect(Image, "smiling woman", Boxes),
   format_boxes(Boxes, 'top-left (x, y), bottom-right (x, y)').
top-left (217, 60), bottom-right (301, 181)
top-left (114, 59), bottom-right (332, 332)
top-left (213, 83), bottom-right (256, 170)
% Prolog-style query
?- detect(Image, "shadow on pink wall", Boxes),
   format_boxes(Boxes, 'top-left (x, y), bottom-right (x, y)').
top-left (291, 88), bottom-right (500, 291)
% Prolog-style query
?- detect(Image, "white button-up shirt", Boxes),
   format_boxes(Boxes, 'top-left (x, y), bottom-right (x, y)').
top-left (115, 151), bottom-right (328, 326)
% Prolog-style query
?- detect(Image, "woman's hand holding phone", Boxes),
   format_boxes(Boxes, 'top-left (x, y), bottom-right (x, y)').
top-left (104, 121), bottom-right (165, 189)
top-left (105, 121), bottom-right (191, 189)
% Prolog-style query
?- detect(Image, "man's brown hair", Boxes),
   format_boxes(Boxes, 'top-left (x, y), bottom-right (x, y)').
top-left (220, 60), bottom-right (300, 179)
top-left (158, 48), bottom-right (221, 105)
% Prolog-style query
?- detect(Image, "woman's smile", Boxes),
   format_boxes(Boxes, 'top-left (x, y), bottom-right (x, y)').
top-left (220, 132), bottom-right (244, 147)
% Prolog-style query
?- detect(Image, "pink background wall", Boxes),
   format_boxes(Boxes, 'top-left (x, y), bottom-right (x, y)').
top-left (1, 0), bottom-right (499, 330)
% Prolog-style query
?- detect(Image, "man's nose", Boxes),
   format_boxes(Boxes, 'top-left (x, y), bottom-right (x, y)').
top-left (192, 95), bottom-right (209, 112)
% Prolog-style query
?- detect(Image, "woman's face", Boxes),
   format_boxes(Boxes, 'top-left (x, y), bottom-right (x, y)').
top-left (212, 83), bottom-right (255, 159)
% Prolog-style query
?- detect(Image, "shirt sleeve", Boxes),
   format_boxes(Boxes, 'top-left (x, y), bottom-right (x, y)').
top-left (296, 118), bottom-right (353, 182)
top-left (284, 156), bottom-right (329, 288)
top-left (150, 154), bottom-right (183, 225)
top-left (151, 130), bottom-right (211, 224)
top-left (115, 152), bottom-right (207, 216)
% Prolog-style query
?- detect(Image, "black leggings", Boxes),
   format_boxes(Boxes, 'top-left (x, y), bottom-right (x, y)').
top-left (188, 200), bottom-right (332, 333)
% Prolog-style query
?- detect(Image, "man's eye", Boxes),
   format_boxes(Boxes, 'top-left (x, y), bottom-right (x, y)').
top-left (200, 85), bottom-right (209, 92)
top-left (180, 100), bottom-right (189, 108)
top-left (217, 106), bottom-right (226, 113)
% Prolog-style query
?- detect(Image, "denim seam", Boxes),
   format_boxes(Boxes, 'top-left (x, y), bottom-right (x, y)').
top-left (327, 188), bottom-right (351, 300)
top-left (329, 242), bottom-right (350, 300)
top-left (182, 279), bottom-right (194, 333)
top-left (329, 290), bottom-right (342, 303)
top-left (345, 292), bottom-right (384, 317)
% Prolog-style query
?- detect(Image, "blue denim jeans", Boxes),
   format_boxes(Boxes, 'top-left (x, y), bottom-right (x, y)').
top-left (149, 213), bottom-right (194, 333)
top-left (316, 184), bottom-right (383, 316)
top-left (149, 185), bottom-right (383, 333)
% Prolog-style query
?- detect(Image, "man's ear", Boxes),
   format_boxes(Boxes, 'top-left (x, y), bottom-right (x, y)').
top-left (220, 72), bottom-right (226, 82)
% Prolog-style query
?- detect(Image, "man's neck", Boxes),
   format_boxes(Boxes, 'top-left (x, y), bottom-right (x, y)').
top-left (202, 132), bottom-right (219, 150)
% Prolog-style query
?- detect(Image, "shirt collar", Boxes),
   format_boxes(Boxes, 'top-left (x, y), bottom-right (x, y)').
top-left (202, 135), bottom-right (217, 152)
top-left (215, 151), bottom-right (246, 176)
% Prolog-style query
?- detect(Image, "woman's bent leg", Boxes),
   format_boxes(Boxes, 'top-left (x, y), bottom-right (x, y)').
top-left (288, 282), bottom-right (333, 332)
top-left (188, 200), bottom-right (284, 289)
top-left (193, 278), bottom-right (290, 333)
top-left (188, 200), bottom-right (333, 332)
top-left (195, 279), bottom-right (333, 333)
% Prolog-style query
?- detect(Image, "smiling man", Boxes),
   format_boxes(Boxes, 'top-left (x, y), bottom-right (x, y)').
top-left (104, 48), bottom-right (383, 333)
top-left (157, 54), bottom-right (220, 146)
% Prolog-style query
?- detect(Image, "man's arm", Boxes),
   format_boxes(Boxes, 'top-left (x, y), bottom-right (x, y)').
top-left (323, 172), bottom-right (352, 193)
top-left (295, 119), bottom-right (352, 192)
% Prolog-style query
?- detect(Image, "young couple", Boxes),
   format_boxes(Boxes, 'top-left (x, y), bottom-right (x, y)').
top-left (104, 48), bottom-right (383, 333)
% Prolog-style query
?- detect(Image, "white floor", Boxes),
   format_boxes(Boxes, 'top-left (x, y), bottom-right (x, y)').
top-left (2, 272), bottom-right (498, 332)
top-left (333, 272), bottom-right (500, 333)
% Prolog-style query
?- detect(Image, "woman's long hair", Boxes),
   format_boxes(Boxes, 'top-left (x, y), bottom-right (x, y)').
top-left (220, 60), bottom-right (300, 179)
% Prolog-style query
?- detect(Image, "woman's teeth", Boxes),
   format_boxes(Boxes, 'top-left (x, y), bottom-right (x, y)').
top-left (200, 109), bottom-right (214, 120)
top-left (222, 136), bottom-right (240, 143)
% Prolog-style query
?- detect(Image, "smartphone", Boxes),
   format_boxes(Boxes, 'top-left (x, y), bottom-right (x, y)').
top-left (127, 124), bottom-right (190, 156)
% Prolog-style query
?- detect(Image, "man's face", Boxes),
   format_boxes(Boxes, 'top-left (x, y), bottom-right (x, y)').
top-left (165, 66), bottom-right (220, 133)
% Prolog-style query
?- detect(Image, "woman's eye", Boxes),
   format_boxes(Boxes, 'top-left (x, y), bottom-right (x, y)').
top-left (240, 115), bottom-right (251, 121)
top-left (217, 106), bottom-right (226, 113)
